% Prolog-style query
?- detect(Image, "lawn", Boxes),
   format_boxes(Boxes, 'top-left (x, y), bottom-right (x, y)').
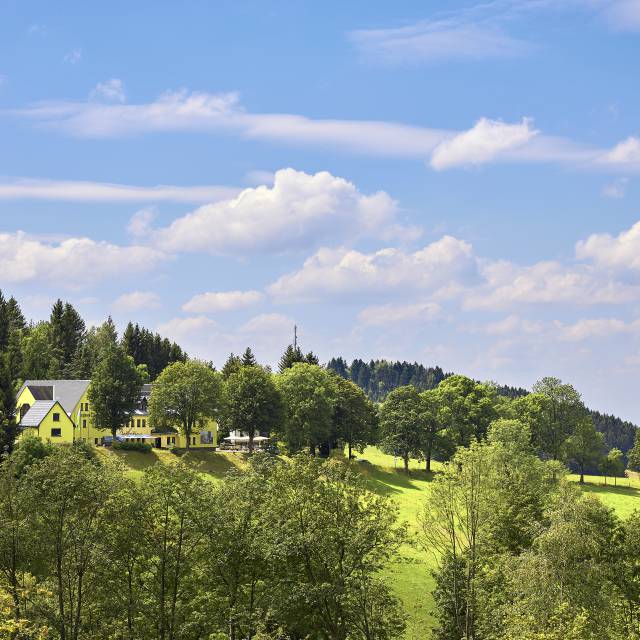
top-left (97, 446), bottom-right (640, 640)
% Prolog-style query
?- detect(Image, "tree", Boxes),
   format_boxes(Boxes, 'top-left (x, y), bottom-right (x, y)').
top-left (0, 359), bottom-right (17, 454)
top-left (88, 345), bottom-right (144, 441)
top-left (241, 347), bottom-right (257, 367)
top-left (627, 429), bottom-right (640, 471)
top-left (264, 456), bottom-right (406, 640)
top-left (566, 418), bottom-right (604, 483)
top-left (332, 376), bottom-right (377, 459)
top-left (601, 447), bottom-right (624, 486)
top-left (276, 363), bottom-right (336, 454)
top-left (436, 375), bottom-right (498, 449)
top-left (149, 360), bottom-right (223, 450)
top-left (419, 389), bottom-right (447, 472)
top-left (378, 386), bottom-right (424, 474)
top-left (222, 366), bottom-right (283, 453)
top-left (222, 353), bottom-right (243, 379)
top-left (278, 344), bottom-right (305, 372)
top-left (532, 377), bottom-right (587, 460)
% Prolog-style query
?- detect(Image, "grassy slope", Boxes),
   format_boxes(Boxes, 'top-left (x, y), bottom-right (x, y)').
top-left (97, 447), bottom-right (640, 640)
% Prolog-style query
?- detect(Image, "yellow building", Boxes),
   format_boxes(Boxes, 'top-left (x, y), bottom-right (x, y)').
top-left (16, 380), bottom-right (217, 449)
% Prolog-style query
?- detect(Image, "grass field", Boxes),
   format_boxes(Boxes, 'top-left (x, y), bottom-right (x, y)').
top-left (97, 446), bottom-right (640, 639)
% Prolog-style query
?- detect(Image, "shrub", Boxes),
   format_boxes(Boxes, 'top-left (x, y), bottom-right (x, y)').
top-left (113, 440), bottom-right (152, 453)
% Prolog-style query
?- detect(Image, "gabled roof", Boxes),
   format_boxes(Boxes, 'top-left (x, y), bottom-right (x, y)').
top-left (17, 380), bottom-right (91, 415)
top-left (19, 400), bottom-right (59, 427)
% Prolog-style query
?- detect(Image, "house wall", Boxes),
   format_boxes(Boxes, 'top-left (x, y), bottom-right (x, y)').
top-left (16, 402), bottom-right (75, 445)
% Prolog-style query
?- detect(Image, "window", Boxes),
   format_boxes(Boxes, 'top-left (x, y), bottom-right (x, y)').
top-left (137, 419), bottom-right (141, 428)
top-left (82, 419), bottom-right (87, 428)
top-left (192, 437), bottom-right (196, 446)
top-left (142, 419), bottom-right (146, 429)
top-left (94, 438), bottom-right (99, 445)
top-left (52, 413), bottom-right (60, 422)
top-left (51, 428), bottom-right (62, 437)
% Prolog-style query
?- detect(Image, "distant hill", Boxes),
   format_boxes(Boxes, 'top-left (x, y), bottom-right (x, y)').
top-left (328, 357), bottom-right (637, 454)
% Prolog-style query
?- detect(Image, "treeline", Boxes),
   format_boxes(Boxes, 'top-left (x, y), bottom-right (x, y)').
top-left (0, 444), bottom-right (405, 640)
top-left (0, 291), bottom-right (186, 387)
top-left (327, 357), bottom-right (448, 401)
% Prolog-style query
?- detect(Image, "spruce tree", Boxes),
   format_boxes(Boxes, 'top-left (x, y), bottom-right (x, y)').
top-left (279, 344), bottom-right (305, 373)
top-left (241, 347), bottom-right (257, 367)
top-left (222, 353), bottom-right (242, 379)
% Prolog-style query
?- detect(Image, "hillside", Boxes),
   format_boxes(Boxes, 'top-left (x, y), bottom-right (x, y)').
top-left (99, 446), bottom-right (640, 639)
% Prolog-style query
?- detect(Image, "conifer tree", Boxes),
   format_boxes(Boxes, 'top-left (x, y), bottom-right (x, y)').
top-left (241, 347), bottom-right (257, 367)
top-left (279, 344), bottom-right (305, 372)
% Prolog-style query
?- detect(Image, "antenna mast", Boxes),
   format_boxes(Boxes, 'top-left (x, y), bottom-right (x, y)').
top-left (294, 324), bottom-right (298, 350)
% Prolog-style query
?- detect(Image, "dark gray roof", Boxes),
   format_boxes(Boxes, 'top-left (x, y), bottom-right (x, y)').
top-left (28, 385), bottom-right (54, 401)
top-left (18, 380), bottom-right (91, 415)
top-left (19, 400), bottom-right (57, 427)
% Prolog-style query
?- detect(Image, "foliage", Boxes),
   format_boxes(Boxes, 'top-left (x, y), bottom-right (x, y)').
top-left (222, 365), bottom-right (283, 452)
top-left (112, 440), bottom-right (152, 453)
top-left (328, 357), bottom-right (448, 402)
top-left (332, 375), bottom-right (378, 458)
top-left (566, 418), bottom-right (605, 483)
top-left (88, 345), bottom-right (144, 440)
top-left (378, 386), bottom-right (424, 474)
top-left (149, 360), bottom-right (223, 449)
top-left (276, 363), bottom-right (336, 454)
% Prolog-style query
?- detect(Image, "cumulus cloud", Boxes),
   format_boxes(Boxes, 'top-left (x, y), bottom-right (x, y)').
top-left (157, 316), bottom-right (217, 342)
top-left (89, 78), bottom-right (126, 103)
top-left (602, 136), bottom-right (640, 166)
top-left (153, 168), bottom-right (402, 255)
top-left (357, 302), bottom-right (441, 327)
top-left (576, 220), bottom-right (640, 271)
top-left (182, 290), bottom-right (264, 313)
top-left (0, 178), bottom-right (238, 203)
top-left (0, 231), bottom-right (168, 289)
top-left (430, 118), bottom-right (539, 170)
top-left (113, 291), bottom-right (161, 312)
top-left (238, 313), bottom-right (293, 334)
top-left (464, 259), bottom-right (639, 309)
top-left (268, 236), bottom-right (476, 302)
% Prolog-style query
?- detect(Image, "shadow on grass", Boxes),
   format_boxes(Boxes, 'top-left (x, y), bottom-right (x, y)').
top-left (579, 481), bottom-right (640, 499)
top-left (355, 460), bottom-right (435, 497)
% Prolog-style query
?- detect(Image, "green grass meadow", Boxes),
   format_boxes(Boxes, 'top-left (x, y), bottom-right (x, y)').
top-left (97, 447), bottom-right (640, 639)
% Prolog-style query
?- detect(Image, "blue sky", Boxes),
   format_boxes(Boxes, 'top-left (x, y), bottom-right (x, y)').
top-left (1, 0), bottom-right (640, 420)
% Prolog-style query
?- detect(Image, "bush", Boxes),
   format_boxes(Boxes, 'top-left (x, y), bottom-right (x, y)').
top-left (113, 440), bottom-right (152, 453)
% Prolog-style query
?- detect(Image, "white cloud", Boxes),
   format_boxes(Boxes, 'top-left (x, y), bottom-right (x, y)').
top-left (182, 290), bottom-right (264, 313)
top-left (357, 302), bottom-right (441, 327)
top-left (268, 236), bottom-right (476, 302)
top-left (127, 208), bottom-right (156, 238)
top-left (239, 313), bottom-right (293, 334)
top-left (465, 259), bottom-right (639, 309)
top-left (157, 316), bottom-right (217, 342)
top-left (0, 231), bottom-right (168, 289)
top-left (153, 168), bottom-right (402, 255)
top-left (90, 78), bottom-right (126, 103)
top-left (482, 314), bottom-right (543, 336)
top-left (602, 177), bottom-right (629, 198)
top-left (63, 49), bottom-right (82, 64)
top-left (14, 89), bottom-right (639, 173)
top-left (113, 291), bottom-right (161, 312)
top-left (556, 317), bottom-right (640, 341)
top-left (576, 220), bottom-right (640, 271)
top-left (349, 20), bottom-right (531, 64)
top-left (430, 118), bottom-right (539, 170)
top-left (0, 177), bottom-right (239, 204)
top-left (601, 136), bottom-right (640, 169)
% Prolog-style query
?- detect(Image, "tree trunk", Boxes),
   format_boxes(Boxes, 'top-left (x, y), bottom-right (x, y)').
top-left (580, 469), bottom-right (585, 484)
top-left (403, 454), bottom-right (409, 475)
top-left (348, 442), bottom-right (352, 459)
top-left (426, 452), bottom-right (431, 472)
top-left (248, 434), bottom-right (254, 455)
top-left (310, 443), bottom-right (316, 456)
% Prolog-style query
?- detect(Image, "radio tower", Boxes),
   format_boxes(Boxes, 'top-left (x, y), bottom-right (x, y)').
top-left (294, 324), bottom-right (298, 350)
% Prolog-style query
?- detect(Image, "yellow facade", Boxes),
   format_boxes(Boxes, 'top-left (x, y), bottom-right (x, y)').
top-left (16, 382), bottom-right (218, 450)
top-left (17, 401), bottom-right (75, 444)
